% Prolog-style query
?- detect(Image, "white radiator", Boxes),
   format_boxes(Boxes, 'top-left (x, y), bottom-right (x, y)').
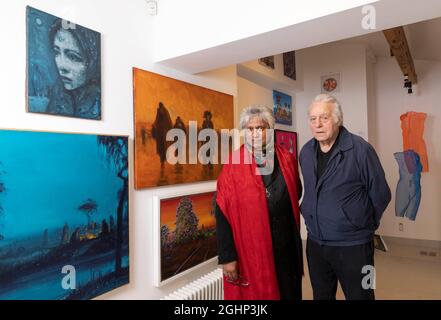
top-left (162, 268), bottom-right (224, 300)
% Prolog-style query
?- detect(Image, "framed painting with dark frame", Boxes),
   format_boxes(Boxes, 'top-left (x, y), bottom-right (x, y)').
top-left (275, 129), bottom-right (298, 164)
top-left (258, 56), bottom-right (275, 69)
top-left (283, 51), bottom-right (296, 80)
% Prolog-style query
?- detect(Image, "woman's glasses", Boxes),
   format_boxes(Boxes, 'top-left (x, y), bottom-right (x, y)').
top-left (225, 275), bottom-right (250, 287)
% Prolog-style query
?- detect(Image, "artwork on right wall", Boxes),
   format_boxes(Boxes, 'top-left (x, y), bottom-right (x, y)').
top-left (320, 73), bottom-right (341, 94)
top-left (394, 111), bottom-right (428, 221)
top-left (400, 111), bottom-right (429, 172)
top-left (26, 6), bottom-right (101, 120)
top-left (394, 150), bottom-right (422, 221)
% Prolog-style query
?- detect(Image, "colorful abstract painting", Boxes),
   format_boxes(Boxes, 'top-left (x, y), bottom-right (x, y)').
top-left (283, 51), bottom-right (296, 80)
top-left (159, 192), bottom-right (217, 283)
top-left (26, 6), bottom-right (101, 120)
top-left (275, 130), bottom-right (298, 163)
top-left (133, 68), bottom-right (234, 189)
top-left (0, 130), bottom-right (129, 300)
top-left (273, 90), bottom-right (292, 126)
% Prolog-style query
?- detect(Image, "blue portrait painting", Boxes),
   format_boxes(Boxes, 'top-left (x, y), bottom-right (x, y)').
top-left (26, 6), bottom-right (101, 120)
top-left (0, 130), bottom-right (129, 300)
top-left (273, 90), bottom-right (293, 126)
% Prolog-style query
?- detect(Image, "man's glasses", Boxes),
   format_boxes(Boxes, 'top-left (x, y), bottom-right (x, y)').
top-left (309, 114), bottom-right (331, 124)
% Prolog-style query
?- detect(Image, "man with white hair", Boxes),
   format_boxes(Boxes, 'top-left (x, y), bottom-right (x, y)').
top-left (299, 94), bottom-right (391, 300)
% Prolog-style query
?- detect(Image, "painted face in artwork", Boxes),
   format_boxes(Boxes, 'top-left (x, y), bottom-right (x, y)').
top-left (53, 29), bottom-right (87, 91)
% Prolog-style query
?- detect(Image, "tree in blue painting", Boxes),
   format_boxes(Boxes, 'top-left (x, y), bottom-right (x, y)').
top-left (78, 198), bottom-right (98, 229)
top-left (97, 136), bottom-right (129, 275)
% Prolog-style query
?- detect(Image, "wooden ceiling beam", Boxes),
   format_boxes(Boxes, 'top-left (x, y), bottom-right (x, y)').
top-left (383, 26), bottom-right (418, 84)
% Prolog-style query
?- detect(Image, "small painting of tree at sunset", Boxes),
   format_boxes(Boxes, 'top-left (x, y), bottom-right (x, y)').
top-left (160, 192), bottom-right (217, 282)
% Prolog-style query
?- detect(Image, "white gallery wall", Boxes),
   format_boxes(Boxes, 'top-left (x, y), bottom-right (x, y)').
top-left (0, 0), bottom-right (238, 300)
top-left (296, 43), bottom-right (369, 149)
top-left (237, 77), bottom-right (274, 114)
top-left (373, 57), bottom-right (441, 241)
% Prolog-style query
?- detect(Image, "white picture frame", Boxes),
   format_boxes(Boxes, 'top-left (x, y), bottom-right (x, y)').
top-left (153, 186), bottom-right (218, 287)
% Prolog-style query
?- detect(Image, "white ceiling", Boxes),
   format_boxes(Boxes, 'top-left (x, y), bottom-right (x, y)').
top-left (156, 0), bottom-right (441, 73)
top-left (339, 16), bottom-right (441, 61)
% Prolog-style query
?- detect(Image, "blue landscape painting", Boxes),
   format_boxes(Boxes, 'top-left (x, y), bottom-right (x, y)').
top-left (27, 6), bottom-right (101, 120)
top-left (273, 90), bottom-right (292, 126)
top-left (0, 130), bottom-right (129, 300)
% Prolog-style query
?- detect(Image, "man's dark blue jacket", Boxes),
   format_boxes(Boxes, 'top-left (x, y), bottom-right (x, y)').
top-left (299, 126), bottom-right (391, 246)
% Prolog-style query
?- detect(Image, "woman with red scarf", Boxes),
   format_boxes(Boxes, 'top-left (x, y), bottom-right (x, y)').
top-left (215, 105), bottom-right (303, 300)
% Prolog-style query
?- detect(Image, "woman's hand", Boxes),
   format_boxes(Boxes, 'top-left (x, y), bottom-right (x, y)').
top-left (223, 260), bottom-right (239, 281)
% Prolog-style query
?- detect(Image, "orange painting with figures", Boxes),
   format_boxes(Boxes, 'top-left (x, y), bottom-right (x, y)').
top-left (133, 68), bottom-right (234, 189)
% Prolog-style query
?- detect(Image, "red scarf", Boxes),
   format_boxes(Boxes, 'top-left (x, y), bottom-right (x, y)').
top-left (216, 144), bottom-right (302, 300)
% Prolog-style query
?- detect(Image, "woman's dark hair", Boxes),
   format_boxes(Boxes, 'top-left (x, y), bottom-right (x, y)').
top-left (49, 18), bottom-right (101, 86)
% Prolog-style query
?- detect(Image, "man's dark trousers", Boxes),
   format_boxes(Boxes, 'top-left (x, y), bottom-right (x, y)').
top-left (306, 238), bottom-right (375, 300)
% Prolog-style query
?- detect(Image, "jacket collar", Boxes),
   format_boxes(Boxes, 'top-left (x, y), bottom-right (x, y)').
top-left (312, 126), bottom-right (353, 190)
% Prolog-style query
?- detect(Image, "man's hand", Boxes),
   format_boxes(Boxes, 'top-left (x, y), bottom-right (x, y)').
top-left (223, 261), bottom-right (239, 281)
